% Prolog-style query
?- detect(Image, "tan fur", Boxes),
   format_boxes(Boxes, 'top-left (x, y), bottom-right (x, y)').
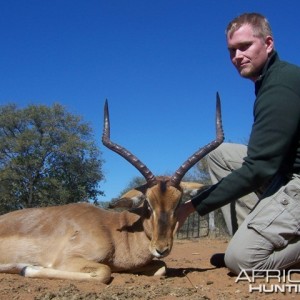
top-left (117, 181), bottom-right (205, 209)
top-left (0, 180), bottom-right (188, 283)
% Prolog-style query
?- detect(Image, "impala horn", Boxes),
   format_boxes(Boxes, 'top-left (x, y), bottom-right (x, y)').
top-left (102, 100), bottom-right (157, 187)
top-left (170, 92), bottom-right (224, 187)
top-left (102, 93), bottom-right (224, 190)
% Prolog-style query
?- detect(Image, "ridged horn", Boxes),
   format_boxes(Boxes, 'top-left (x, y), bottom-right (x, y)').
top-left (170, 92), bottom-right (224, 187)
top-left (102, 100), bottom-right (157, 187)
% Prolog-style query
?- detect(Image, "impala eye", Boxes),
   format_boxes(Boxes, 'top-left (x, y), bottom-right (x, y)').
top-left (144, 199), bottom-right (153, 213)
top-left (147, 202), bottom-right (153, 212)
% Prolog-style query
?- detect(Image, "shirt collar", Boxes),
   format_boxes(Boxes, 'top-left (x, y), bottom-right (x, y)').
top-left (255, 51), bottom-right (279, 95)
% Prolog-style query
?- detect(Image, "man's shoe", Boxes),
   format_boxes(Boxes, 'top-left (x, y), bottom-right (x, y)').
top-left (210, 253), bottom-right (226, 268)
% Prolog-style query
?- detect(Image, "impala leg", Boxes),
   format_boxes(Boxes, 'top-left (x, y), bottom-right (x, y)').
top-left (0, 263), bottom-right (29, 274)
top-left (23, 258), bottom-right (112, 283)
top-left (129, 260), bottom-right (167, 276)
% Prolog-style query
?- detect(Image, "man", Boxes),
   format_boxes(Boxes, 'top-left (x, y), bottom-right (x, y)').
top-left (177, 12), bottom-right (300, 274)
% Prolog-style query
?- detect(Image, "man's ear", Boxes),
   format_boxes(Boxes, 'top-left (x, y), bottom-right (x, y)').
top-left (265, 35), bottom-right (274, 55)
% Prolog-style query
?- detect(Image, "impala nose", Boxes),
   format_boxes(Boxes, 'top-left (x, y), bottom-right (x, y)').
top-left (155, 247), bottom-right (169, 257)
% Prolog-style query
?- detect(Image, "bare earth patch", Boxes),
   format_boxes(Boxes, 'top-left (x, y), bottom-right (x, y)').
top-left (0, 238), bottom-right (298, 299)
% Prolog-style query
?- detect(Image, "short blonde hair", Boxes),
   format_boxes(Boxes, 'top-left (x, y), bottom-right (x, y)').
top-left (226, 13), bottom-right (273, 39)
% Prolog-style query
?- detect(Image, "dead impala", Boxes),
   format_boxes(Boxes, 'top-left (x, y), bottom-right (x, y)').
top-left (111, 181), bottom-right (207, 209)
top-left (0, 93), bottom-right (224, 283)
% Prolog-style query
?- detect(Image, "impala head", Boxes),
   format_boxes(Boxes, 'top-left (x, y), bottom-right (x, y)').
top-left (102, 94), bottom-right (224, 258)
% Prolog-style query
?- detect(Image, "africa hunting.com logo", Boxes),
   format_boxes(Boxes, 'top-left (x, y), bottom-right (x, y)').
top-left (236, 269), bottom-right (300, 293)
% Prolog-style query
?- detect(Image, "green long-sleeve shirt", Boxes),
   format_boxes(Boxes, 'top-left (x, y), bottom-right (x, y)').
top-left (192, 52), bottom-right (300, 215)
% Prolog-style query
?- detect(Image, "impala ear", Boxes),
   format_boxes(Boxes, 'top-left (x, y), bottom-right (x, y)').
top-left (134, 183), bottom-right (148, 194)
top-left (109, 187), bottom-right (146, 210)
top-left (180, 182), bottom-right (210, 197)
top-left (108, 197), bottom-right (137, 209)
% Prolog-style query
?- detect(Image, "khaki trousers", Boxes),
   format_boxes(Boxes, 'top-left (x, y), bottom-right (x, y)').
top-left (225, 175), bottom-right (300, 274)
top-left (207, 143), bottom-right (258, 235)
top-left (207, 143), bottom-right (300, 274)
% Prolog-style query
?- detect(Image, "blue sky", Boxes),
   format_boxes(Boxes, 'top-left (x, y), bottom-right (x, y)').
top-left (1, 1), bottom-right (300, 201)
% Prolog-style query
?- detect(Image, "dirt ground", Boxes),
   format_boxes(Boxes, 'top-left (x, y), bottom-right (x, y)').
top-left (0, 238), bottom-right (298, 300)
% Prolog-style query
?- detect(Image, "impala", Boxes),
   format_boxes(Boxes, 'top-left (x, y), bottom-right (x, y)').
top-left (110, 181), bottom-right (206, 209)
top-left (0, 94), bottom-right (224, 283)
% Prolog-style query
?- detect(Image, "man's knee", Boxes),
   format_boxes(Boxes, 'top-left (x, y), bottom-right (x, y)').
top-left (207, 143), bottom-right (229, 163)
top-left (225, 244), bottom-right (258, 275)
top-left (207, 142), bottom-right (247, 172)
top-left (224, 225), bottom-right (271, 275)
top-left (207, 142), bottom-right (244, 164)
top-left (224, 245), bottom-right (243, 275)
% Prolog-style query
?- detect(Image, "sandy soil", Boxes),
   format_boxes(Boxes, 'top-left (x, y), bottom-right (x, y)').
top-left (0, 238), bottom-right (298, 300)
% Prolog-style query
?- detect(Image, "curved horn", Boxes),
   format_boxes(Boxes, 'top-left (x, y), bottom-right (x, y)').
top-left (102, 100), bottom-right (157, 186)
top-left (170, 92), bottom-right (224, 187)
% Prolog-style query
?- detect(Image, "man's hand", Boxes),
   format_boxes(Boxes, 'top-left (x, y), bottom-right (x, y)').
top-left (176, 200), bottom-right (196, 229)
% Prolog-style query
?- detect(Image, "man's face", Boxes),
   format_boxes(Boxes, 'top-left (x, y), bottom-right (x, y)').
top-left (227, 24), bottom-right (274, 81)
